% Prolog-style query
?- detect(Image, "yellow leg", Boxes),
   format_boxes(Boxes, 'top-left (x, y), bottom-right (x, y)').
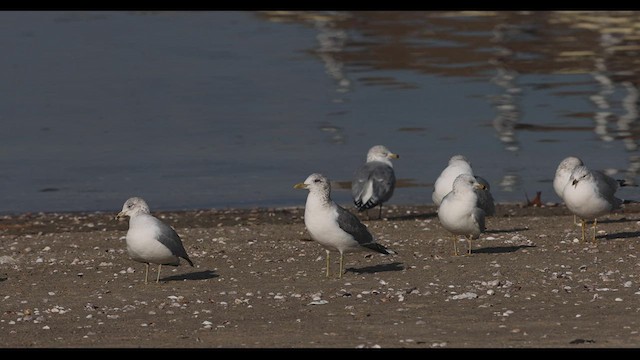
top-left (467, 236), bottom-right (472, 256)
top-left (580, 219), bottom-right (586, 243)
top-left (144, 263), bottom-right (149, 285)
top-left (452, 235), bottom-right (459, 256)
top-left (339, 252), bottom-right (344, 279)
top-left (325, 250), bottom-right (330, 278)
top-left (156, 264), bottom-right (162, 283)
top-left (592, 218), bottom-right (598, 244)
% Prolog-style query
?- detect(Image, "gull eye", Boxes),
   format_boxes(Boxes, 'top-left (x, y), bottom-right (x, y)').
top-left (128, 203), bottom-right (134, 208)
top-left (313, 178), bottom-right (321, 183)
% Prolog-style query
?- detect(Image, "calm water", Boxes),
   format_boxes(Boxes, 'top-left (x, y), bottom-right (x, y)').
top-left (2, 10), bottom-right (640, 214)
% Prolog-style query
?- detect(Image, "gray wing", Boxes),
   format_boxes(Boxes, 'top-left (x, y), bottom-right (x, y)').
top-left (474, 176), bottom-right (495, 216)
top-left (335, 204), bottom-right (374, 245)
top-left (351, 162), bottom-right (396, 210)
top-left (151, 217), bottom-right (194, 266)
top-left (471, 207), bottom-right (486, 238)
top-left (591, 170), bottom-right (623, 208)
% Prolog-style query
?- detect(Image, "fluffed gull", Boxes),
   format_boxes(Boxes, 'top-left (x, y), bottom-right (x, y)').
top-left (295, 173), bottom-right (394, 278)
top-left (351, 145), bottom-right (399, 220)
top-left (437, 174), bottom-right (486, 256)
top-left (553, 156), bottom-right (584, 226)
top-left (432, 155), bottom-right (495, 216)
top-left (116, 197), bottom-right (194, 284)
top-left (553, 156), bottom-right (584, 200)
top-left (562, 165), bottom-right (633, 243)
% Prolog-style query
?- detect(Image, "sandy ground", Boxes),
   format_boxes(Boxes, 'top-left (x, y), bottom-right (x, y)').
top-left (1, 202), bottom-right (640, 349)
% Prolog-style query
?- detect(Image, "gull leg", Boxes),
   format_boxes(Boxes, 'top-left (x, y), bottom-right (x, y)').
top-left (339, 252), bottom-right (344, 279)
top-left (452, 235), bottom-right (459, 256)
top-left (325, 250), bottom-right (330, 278)
top-left (144, 263), bottom-right (150, 285)
top-left (580, 219), bottom-right (586, 243)
top-left (592, 218), bottom-right (598, 244)
top-left (574, 214), bottom-right (580, 226)
top-left (378, 204), bottom-right (383, 220)
top-left (467, 236), bottom-right (472, 256)
top-left (156, 264), bottom-right (162, 283)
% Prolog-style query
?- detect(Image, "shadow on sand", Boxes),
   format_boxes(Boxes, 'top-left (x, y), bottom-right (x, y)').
top-left (161, 269), bottom-right (218, 282)
top-left (346, 261), bottom-right (404, 274)
top-left (473, 244), bottom-right (536, 254)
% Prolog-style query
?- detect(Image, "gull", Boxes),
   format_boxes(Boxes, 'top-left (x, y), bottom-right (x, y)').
top-left (437, 174), bottom-right (486, 256)
top-left (352, 145), bottom-right (399, 220)
top-left (553, 156), bottom-right (584, 225)
top-left (116, 197), bottom-right (194, 284)
top-left (295, 173), bottom-right (394, 278)
top-left (563, 165), bottom-right (632, 243)
top-left (432, 155), bottom-right (495, 216)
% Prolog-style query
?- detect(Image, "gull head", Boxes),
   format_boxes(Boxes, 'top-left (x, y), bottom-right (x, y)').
top-left (453, 173), bottom-right (486, 191)
top-left (558, 156), bottom-right (583, 172)
top-left (366, 145), bottom-right (399, 163)
top-left (449, 154), bottom-right (471, 166)
top-left (294, 173), bottom-right (331, 194)
top-left (116, 197), bottom-right (151, 220)
top-left (570, 165), bottom-right (591, 188)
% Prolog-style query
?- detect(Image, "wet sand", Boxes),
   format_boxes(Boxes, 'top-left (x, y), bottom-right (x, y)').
top-left (1, 202), bottom-right (640, 348)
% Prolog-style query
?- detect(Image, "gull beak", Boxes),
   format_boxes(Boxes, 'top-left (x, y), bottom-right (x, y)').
top-left (474, 183), bottom-right (487, 191)
top-left (115, 211), bottom-right (126, 220)
top-left (388, 152), bottom-right (399, 159)
top-left (293, 183), bottom-right (308, 190)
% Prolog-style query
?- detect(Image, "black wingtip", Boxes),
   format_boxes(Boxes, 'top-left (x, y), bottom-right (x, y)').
top-left (184, 257), bottom-right (194, 267)
top-left (362, 243), bottom-right (395, 255)
top-left (618, 179), bottom-right (639, 187)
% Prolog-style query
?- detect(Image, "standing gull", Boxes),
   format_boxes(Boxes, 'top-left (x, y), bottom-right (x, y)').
top-left (562, 165), bottom-right (630, 243)
top-left (116, 197), bottom-right (194, 284)
top-left (437, 174), bottom-right (486, 256)
top-left (295, 173), bottom-right (394, 278)
top-left (351, 145), bottom-right (399, 220)
top-left (432, 155), bottom-right (495, 216)
top-left (553, 156), bottom-right (584, 225)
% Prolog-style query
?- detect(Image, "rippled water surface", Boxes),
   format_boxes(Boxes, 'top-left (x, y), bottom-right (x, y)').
top-left (3, 11), bottom-right (640, 214)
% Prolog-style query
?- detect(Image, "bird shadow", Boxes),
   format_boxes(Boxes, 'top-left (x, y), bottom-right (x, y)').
top-left (161, 269), bottom-right (218, 282)
top-left (384, 212), bottom-right (438, 221)
top-left (598, 231), bottom-right (640, 241)
top-left (595, 217), bottom-right (637, 225)
top-left (473, 244), bottom-right (537, 254)
top-left (485, 227), bottom-right (529, 234)
top-left (346, 261), bottom-right (404, 274)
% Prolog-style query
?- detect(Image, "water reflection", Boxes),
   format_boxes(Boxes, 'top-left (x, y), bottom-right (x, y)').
top-left (259, 10), bottom-right (640, 196)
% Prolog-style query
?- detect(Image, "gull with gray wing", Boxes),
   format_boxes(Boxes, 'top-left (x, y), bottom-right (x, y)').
top-left (352, 145), bottom-right (399, 220)
top-left (295, 173), bottom-right (394, 278)
top-left (116, 197), bottom-right (194, 284)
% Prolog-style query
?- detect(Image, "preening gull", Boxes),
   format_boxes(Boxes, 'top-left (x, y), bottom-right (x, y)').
top-left (432, 155), bottom-right (495, 216)
top-left (116, 197), bottom-right (194, 284)
top-left (553, 156), bottom-right (584, 200)
top-left (437, 174), bottom-right (486, 256)
top-left (351, 145), bottom-right (399, 219)
top-left (553, 156), bottom-right (584, 226)
top-left (562, 165), bottom-right (633, 243)
top-left (295, 173), bottom-right (394, 278)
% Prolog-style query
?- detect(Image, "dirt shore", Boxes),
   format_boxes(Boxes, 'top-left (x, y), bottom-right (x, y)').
top-left (1, 202), bottom-right (640, 348)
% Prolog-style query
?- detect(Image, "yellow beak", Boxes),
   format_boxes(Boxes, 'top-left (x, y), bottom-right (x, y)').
top-left (293, 183), bottom-right (308, 189)
top-left (474, 183), bottom-right (487, 191)
top-left (115, 211), bottom-right (126, 220)
top-left (389, 152), bottom-right (399, 159)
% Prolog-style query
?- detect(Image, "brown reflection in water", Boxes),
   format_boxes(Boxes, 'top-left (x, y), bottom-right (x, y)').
top-left (258, 10), bottom-right (640, 184)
